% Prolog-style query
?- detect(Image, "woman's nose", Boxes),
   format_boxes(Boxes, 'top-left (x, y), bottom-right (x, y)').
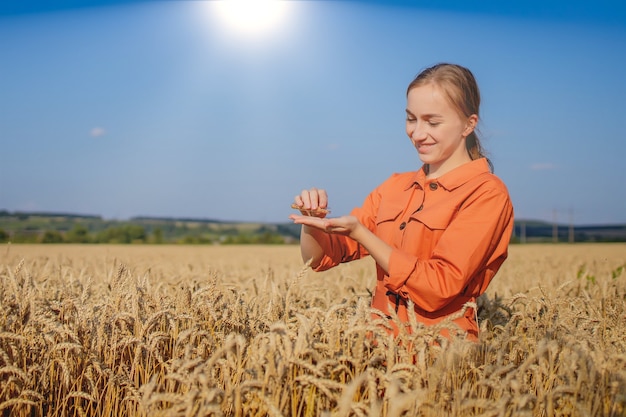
top-left (410, 124), bottom-right (426, 141)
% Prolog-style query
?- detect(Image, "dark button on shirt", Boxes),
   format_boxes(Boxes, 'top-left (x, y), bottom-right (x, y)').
top-left (399, 222), bottom-right (406, 230)
top-left (429, 183), bottom-right (438, 191)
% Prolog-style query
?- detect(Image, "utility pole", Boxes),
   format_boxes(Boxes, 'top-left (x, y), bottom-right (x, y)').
top-left (552, 209), bottom-right (558, 243)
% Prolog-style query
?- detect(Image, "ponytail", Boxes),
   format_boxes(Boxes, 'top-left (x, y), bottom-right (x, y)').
top-left (466, 132), bottom-right (482, 160)
top-left (466, 131), bottom-right (493, 172)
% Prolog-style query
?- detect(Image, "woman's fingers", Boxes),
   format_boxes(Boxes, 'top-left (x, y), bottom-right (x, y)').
top-left (290, 204), bottom-right (329, 216)
top-left (289, 215), bottom-right (355, 235)
top-left (293, 187), bottom-right (329, 217)
top-left (305, 187), bottom-right (320, 209)
top-left (290, 214), bottom-right (329, 229)
top-left (318, 189), bottom-right (328, 210)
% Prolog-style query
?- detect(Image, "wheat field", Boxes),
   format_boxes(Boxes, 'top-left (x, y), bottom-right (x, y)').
top-left (1, 243), bottom-right (625, 417)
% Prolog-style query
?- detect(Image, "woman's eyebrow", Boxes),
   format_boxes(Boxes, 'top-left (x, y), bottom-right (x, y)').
top-left (406, 109), bottom-right (443, 118)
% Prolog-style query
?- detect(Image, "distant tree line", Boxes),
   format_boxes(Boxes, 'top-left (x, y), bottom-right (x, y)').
top-left (0, 224), bottom-right (152, 244)
top-left (0, 210), bottom-right (303, 245)
top-left (0, 224), bottom-right (292, 245)
top-left (4, 210), bottom-right (623, 244)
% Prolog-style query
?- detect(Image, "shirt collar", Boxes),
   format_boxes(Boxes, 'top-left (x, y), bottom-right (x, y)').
top-left (403, 166), bottom-right (427, 190)
top-left (404, 158), bottom-right (491, 191)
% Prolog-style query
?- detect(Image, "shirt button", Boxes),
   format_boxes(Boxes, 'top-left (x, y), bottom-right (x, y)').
top-left (399, 222), bottom-right (406, 230)
top-left (429, 183), bottom-right (438, 190)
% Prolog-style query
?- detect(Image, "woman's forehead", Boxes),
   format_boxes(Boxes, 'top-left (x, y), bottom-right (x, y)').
top-left (407, 84), bottom-right (455, 113)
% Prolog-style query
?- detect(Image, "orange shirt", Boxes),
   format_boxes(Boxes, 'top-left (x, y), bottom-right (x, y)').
top-left (312, 158), bottom-right (514, 339)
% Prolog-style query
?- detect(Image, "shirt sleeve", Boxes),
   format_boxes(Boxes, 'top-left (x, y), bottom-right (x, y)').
top-left (383, 184), bottom-right (514, 312)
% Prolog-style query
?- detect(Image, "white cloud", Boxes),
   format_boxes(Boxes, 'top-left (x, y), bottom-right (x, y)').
top-left (90, 127), bottom-right (106, 137)
top-left (530, 162), bottom-right (556, 171)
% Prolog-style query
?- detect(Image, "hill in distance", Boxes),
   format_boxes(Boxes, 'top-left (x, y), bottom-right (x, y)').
top-left (1, 210), bottom-right (625, 243)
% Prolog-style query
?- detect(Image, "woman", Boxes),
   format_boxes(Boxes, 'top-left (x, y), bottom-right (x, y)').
top-left (290, 63), bottom-right (514, 340)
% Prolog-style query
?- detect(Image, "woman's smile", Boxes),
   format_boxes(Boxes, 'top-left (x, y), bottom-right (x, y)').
top-left (417, 142), bottom-right (435, 153)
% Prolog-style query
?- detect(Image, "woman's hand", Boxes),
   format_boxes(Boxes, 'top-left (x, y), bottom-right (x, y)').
top-left (292, 187), bottom-right (329, 218)
top-left (289, 214), bottom-right (361, 238)
top-left (290, 212), bottom-right (391, 272)
top-left (290, 187), bottom-right (391, 272)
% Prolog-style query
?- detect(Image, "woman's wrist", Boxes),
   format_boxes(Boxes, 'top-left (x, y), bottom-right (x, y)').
top-left (350, 221), bottom-right (391, 272)
top-left (349, 221), bottom-right (367, 242)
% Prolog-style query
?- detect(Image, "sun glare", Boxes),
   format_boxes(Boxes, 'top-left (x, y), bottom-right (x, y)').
top-left (212, 0), bottom-right (290, 36)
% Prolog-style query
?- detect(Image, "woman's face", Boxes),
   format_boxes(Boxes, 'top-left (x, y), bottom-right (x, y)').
top-left (405, 83), bottom-right (476, 178)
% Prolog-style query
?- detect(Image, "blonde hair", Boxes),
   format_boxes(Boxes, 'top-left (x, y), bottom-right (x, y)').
top-left (407, 63), bottom-right (487, 163)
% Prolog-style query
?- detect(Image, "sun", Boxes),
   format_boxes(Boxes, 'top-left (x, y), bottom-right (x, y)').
top-left (212, 0), bottom-right (290, 36)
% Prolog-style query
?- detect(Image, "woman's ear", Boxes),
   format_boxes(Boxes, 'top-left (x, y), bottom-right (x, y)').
top-left (463, 114), bottom-right (478, 136)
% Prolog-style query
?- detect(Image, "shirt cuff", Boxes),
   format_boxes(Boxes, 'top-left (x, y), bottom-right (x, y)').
top-left (383, 248), bottom-right (417, 293)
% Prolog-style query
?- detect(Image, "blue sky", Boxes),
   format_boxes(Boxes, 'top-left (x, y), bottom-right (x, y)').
top-left (1, 0), bottom-right (625, 225)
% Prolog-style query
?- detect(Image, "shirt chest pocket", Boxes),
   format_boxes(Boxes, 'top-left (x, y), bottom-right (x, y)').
top-left (410, 204), bottom-right (458, 231)
top-left (374, 200), bottom-right (404, 241)
top-left (406, 205), bottom-right (459, 253)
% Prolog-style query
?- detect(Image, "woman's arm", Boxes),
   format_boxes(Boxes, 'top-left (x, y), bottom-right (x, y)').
top-left (291, 184), bottom-right (388, 270)
top-left (297, 225), bottom-right (328, 267)
top-left (290, 214), bottom-right (393, 272)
